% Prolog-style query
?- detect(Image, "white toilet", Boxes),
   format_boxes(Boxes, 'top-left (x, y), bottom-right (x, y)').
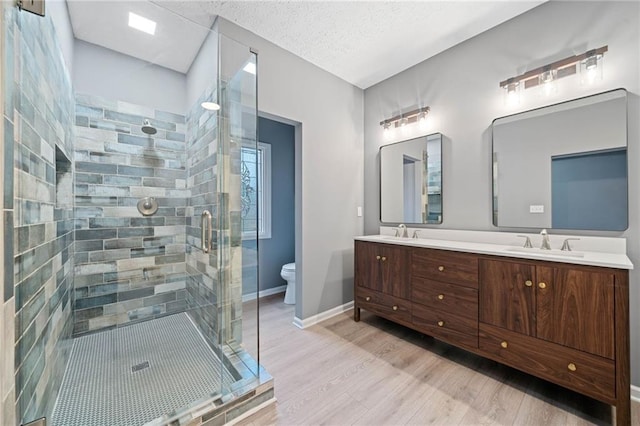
top-left (280, 263), bottom-right (296, 304)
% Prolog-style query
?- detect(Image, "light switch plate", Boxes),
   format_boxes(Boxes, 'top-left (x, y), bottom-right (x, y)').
top-left (18, 0), bottom-right (45, 17)
top-left (529, 205), bottom-right (544, 213)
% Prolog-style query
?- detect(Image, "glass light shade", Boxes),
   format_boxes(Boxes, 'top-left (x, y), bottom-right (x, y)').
top-left (383, 122), bottom-right (393, 140)
top-left (539, 69), bottom-right (557, 84)
top-left (580, 54), bottom-right (603, 85)
top-left (503, 81), bottom-right (520, 106)
top-left (417, 111), bottom-right (429, 130)
top-left (399, 117), bottom-right (409, 135)
top-left (539, 69), bottom-right (557, 96)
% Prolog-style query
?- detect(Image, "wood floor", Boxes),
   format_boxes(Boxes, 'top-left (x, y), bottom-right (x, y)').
top-left (239, 294), bottom-right (640, 425)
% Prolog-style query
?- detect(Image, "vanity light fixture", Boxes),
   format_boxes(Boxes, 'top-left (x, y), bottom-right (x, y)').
top-left (580, 49), bottom-right (604, 84)
top-left (379, 106), bottom-right (430, 136)
top-left (500, 45), bottom-right (608, 96)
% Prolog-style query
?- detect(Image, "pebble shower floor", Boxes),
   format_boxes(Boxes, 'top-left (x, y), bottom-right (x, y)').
top-left (51, 313), bottom-right (236, 426)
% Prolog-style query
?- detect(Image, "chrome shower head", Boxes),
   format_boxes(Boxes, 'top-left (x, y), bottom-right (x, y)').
top-left (142, 119), bottom-right (157, 135)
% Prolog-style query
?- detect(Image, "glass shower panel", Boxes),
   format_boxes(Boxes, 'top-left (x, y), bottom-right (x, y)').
top-left (217, 33), bottom-right (260, 392)
top-left (6, 1), bottom-right (265, 423)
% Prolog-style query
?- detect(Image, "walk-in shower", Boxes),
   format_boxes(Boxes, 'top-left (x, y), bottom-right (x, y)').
top-left (2, 1), bottom-right (269, 425)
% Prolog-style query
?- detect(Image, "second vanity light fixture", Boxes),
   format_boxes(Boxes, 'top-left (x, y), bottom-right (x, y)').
top-left (500, 45), bottom-right (607, 104)
top-left (380, 106), bottom-right (430, 138)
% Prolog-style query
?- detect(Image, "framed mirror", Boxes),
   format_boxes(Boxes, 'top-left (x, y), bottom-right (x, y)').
top-left (380, 133), bottom-right (442, 224)
top-left (492, 89), bottom-right (627, 230)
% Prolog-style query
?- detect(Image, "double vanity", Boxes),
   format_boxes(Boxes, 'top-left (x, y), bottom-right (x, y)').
top-left (353, 229), bottom-right (632, 425)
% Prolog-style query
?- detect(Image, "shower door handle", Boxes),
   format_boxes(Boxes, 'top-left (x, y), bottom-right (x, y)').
top-left (201, 210), bottom-right (212, 253)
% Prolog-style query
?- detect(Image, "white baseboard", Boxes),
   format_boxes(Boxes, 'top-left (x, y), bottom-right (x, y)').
top-left (242, 285), bottom-right (286, 302)
top-left (293, 301), bottom-right (354, 329)
top-left (632, 385), bottom-right (640, 403)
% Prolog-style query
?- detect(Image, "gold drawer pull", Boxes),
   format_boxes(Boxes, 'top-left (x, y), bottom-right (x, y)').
top-left (437, 294), bottom-right (444, 300)
top-left (392, 305), bottom-right (398, 311)
top-left (437, 320), bottom-right (444, 327)
top-left (365, 296), bottom-right (371, 301)
top-left (376, 255), bottom-right (381, 260)
top-left (538, 282), bottom-right (547, 289)
top-left (501, 341), bottom-right (508, 349)
top-left (568, 363), bottom-right (577, 372)
top-left (438, 266), bottom-right (445, 272)
top-left (381, 256), bottom-right (387, 261)
top-left (524, 280), bottom-right (533, 287)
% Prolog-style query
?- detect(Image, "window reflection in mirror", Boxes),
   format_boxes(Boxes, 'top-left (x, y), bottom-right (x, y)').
top-left (380, 133), bottom-right (442, 224)
top-left (492, 89), bottom-right (627, 231)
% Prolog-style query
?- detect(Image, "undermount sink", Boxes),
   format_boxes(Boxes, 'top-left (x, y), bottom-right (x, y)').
top-left (503, 247), bottom-right (585, 258)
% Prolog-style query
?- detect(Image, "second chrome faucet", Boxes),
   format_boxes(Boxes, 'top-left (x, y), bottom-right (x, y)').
top-left (395, 224), bottom-right (408, 238)
top-left (540, 229), bottom-right (551, 250)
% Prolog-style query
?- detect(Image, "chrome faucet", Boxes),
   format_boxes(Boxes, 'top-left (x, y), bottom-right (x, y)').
top-left (412, 230), bottom-right (420, 239)
top-left (517, 235), bottom-right (533, 248)
top-left (561, 238), bottom-right (580, 251)
top-left (395, 224), bottom-right (408, 238)
top-left (540, 229), bottom-right (551, 250)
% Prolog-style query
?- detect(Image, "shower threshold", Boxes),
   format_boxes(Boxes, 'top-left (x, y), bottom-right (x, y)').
top-left (51, 313), bottom-right (237, 426)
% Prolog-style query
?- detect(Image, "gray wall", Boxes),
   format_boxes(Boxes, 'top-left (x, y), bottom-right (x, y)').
top-left (257, 117), bottom-right (295, 292)
top-left (185, 20), bottom-right (218, 109)
top-left (73, 40), bottom-right (187, 115)
top-left (364, 1), bottom-right (640, 385)
top-left (217, 18), bottom-right (364, 320)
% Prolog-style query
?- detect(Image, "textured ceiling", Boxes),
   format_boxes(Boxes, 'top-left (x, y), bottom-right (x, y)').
top-left (67, 1), bottom-right (545, 89)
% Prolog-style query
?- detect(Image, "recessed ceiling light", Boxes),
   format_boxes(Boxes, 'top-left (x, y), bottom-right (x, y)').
top-left (201, 101), bottom-right (220, 111)
top-left (243, 62), bottom-right (256, 75)
top-left (128, 12), bottom-right (156, 35)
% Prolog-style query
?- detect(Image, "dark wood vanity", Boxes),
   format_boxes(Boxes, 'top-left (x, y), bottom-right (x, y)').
top-left (354, 240), bottom-right (631, 425)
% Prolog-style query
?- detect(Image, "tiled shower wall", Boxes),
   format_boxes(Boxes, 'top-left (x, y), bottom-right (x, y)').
top-left (3, 5), bottom-right (76, 424)
top-left (185, 87), bottom-right (220, 347)
top-left (184, 80), bottom-right (246, 351)
top-left (73, 93), bottom-right (189, 335)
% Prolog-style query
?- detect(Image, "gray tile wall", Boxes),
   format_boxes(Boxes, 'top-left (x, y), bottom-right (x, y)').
top-left (73, 93), bottom-right (189, 335)
top-left (4, 5), bottom-right (76, 424)
top-left (185, 87), bottom-right (220, 347)
top-left (184, 76), bottom-right (248, 350)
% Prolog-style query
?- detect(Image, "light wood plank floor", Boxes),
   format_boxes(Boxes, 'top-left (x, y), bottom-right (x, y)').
top-left (240, 294), bottom-right (640, 425)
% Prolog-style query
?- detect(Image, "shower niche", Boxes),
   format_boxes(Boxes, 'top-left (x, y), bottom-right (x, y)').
top-left (55, 146), bottom-right (72, 208)
top-left (3, 2), bottom-right (269, 426)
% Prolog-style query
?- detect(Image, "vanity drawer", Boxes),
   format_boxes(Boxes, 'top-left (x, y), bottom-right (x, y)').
top-left (356, 287), bottom-right (411, 325)
top-left (479, 323), bottom-right (615, 404)
top-left (412, 278), bottom-right (478, 320)
top-left (412, 303), bottom-right (478, 349)
top-left (412, 248), bottom-right (479, 288)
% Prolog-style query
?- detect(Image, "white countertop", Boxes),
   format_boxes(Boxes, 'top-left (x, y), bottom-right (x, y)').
top-left (355, 234), bottom-right (633, 270)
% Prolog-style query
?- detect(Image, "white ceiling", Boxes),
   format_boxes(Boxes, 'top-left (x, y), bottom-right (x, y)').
top-left (66, 1), bottom-right (545, 89)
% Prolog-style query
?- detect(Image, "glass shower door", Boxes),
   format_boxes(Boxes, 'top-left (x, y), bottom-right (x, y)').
top-left (217, 34), bottom-right (260, 395)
